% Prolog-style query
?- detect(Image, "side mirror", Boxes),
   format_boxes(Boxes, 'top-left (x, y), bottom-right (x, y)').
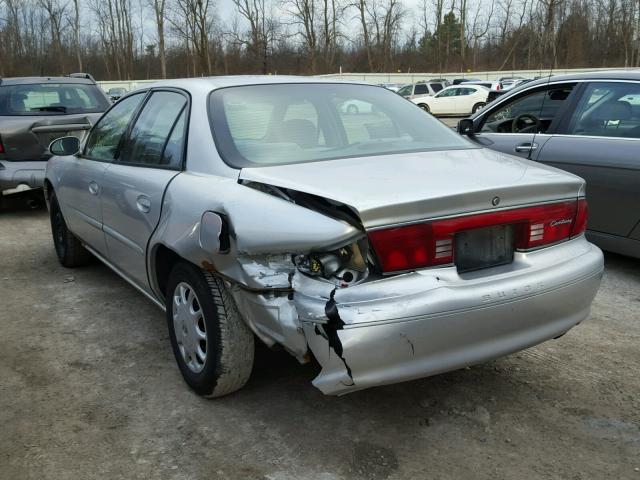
top-left (457, 118), bottom-right (476, 136)
top-left (49, 136), bottom-right (80, 156)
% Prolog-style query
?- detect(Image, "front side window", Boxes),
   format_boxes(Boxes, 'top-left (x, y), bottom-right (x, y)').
top-left (567, 82), bottom-right (640, 138)
top-left (397, 85), bottom-right (412, 96)
top-left (436, 88), bottom-right (458, 98)
top-left (84, 93), bottom-right (145, 161)
top-left (481, 84), bottom-right (575, 134)
top-left (0, 83), bottom-right (110, 116)
top-left (119, 91), bottom-right (187, 167)
top-left (209, 83), bottom-right (473, 168)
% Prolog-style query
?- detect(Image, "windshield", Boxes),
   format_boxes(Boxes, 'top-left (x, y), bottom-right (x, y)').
top-left (209, 83), bottom-right (473, 168)
top-left (0, 83), bottom-right (110, 116)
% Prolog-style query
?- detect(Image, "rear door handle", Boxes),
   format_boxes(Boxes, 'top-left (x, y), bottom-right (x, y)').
top-left (88, 181), bottom-right (99, 195)
top-left (136, 195), bottom-right (151, 214)
top-left (515, 142), bottom-right (538, 153)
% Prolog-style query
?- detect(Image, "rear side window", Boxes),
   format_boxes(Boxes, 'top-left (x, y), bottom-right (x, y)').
top-left (119, 91), bottom-right (187, 168)
top-left (84, 93), bottom-right (145, 161)
top-left (430, 83), bottom-right (443, 93)
top-left (414, 84), bottom-right (429, 95)
top-left (567, 82), bottom-right (640, 138)
top-left (0, 83), bottom-right (110, 115)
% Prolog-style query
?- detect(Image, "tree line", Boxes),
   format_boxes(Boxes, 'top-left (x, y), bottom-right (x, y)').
top-left (1, 0), bottom-right (640, 80)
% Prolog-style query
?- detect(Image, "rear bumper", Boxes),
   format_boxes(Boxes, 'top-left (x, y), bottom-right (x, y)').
top-left (0, 160), bottom-right (46, 194)
top-left (296, 236), bottom-right (604, 395)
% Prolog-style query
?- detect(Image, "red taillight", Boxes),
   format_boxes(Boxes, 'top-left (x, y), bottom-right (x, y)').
top-left (497, 83), bottom-right (502, 91)
top-left (0, 135), bottom-right (4, 154)
top-left (369, 199), bottom-right (588, 273)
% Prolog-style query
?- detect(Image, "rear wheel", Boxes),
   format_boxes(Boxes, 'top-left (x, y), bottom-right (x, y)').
top-left (346, 104), bottom-right (359, 114)
top-left (418, 103), bottom-right (430, 113)
top-left (472, 102), bottom-right (485, 113)
top-left (49, 192), bottom-right (92, 267)
top-left (166, 262), bottom-right (254, 397)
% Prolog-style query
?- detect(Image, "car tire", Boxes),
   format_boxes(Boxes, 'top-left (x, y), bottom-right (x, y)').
top-left (166, 262), bottom-right (254, 398)
top-left (472, 102), bottom-right (485, 113)
top-left (346, 104), bottom-right (359, 114)
top-left (49, 192), bottom-right (92, 267)
top-left (418, 103), bottom-right (430, 113)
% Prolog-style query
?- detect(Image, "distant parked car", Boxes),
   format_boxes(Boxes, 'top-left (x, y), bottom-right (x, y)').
top-left (377, 83), bottom-right (408, 92)
top-left (429, 78), bottom-right (451, 86)
top-left (412, 84), bottom-right (489, 115)
top-left (458, 70), bottom-right (640, 259)
top-left (397, 81), bottom-right (445, 99)
top-left (0, 73), bottom-right (110, 196)
top-left (452, 77), bottom-right (481, 85)
top-left (487, 79), bottom-right (533, 103)
top-left (44, 76), bottom-right (603, 397)
top-left (461, 80), bottom-right (501, 90)
top-left (107, 87), bottom-right (127, 102)
top-left (340, 98), bottom-right (375, 114)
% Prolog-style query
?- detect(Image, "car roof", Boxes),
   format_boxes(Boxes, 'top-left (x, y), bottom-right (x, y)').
top-left (520, 69), bottom-right (640, 87)
top-left (143, 75), bottom-right (368, 93)
top-left (0, 76), bottom-right (96, 86)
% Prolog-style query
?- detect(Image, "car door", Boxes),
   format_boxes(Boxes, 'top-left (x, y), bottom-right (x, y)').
top-left (431, 88), bottom-right (458, 114)
top-left (58, 93), bottom-right (145, 255)
top-left (100, 89), bottom-right (188, 290)
top-left (469, 82), bottom-right (577, 160)
top-left (535, 80), bottom-right (640, 242)
top-left (454, 87), bottom-right (478, 114)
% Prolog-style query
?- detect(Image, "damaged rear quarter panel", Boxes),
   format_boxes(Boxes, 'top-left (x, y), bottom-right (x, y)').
top-left (148, 171), bottom-right (361, 294)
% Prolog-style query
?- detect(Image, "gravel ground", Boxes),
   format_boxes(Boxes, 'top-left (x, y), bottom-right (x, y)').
top-left (1, 197), bottom-right (639, 480)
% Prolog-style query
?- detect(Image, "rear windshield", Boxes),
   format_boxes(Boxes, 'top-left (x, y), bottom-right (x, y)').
top-left (0, 83), bottom-right (110, 116)
top-left (209, 83), bottom-right (473, 168)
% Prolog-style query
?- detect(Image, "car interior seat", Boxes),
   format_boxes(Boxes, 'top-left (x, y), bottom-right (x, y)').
top-left (271, 119), bottom-right (318, 148)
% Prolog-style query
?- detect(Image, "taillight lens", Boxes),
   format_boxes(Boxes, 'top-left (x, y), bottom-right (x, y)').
top-left (572, 199), bottom-right (588, 237)
top-left (369, 199), bottom-right (588, 273)
top-left (0, 135), bottom-right (4, 154)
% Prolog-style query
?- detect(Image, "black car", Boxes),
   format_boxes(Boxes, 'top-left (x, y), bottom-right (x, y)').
top-left (452, 77), bottom-right (481, 85)
top-left (458, 70), bottom-right (640, 259)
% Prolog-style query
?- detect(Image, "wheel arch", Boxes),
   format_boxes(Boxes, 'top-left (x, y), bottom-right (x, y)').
top-left (151, 243), bottom-right (184, 301)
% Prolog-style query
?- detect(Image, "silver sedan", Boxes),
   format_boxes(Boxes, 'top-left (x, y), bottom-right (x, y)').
top-left (44, 77), bottom-right (604, 397)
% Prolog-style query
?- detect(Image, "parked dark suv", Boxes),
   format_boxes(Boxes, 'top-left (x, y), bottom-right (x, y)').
top-left (0, 73), bottom-right (110, 195)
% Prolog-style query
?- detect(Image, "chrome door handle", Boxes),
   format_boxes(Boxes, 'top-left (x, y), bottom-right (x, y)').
top-left (88, 181), bottom-right (99, 195)
top-left (136, 195), bottom-right (151, 214)
top-left (515, 142), bottom-right (538, 153)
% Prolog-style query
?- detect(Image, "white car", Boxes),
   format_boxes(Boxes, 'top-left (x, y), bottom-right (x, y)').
top-left (411, 85), bottom-right (489, 115)
top-left (340, 99), bottom-right (375, 114)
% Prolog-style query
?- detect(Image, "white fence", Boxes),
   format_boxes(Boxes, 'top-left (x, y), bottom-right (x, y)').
top-left (97, 67), bottom-right (639, 92)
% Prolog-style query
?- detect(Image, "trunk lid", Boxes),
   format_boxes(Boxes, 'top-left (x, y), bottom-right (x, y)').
top-left (239, 148), bottom-right (584, 229)
top-left (0, 113), bottom-right (101, 161)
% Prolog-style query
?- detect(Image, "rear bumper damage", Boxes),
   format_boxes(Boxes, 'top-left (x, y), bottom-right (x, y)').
top-left (293, 236), bottom-right (603, 395)
top-left (0, 160), bottom-right (46, 194)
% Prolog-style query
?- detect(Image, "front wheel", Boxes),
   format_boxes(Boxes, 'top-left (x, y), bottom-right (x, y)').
top-left (346, 104), bottom-right (359, 114)
top-left (472, 102), bottom-right (485, 113)
top-left (166, 262), bottom-right (254, 397)
top-left (418, 103), bottom-right (430, 113)
top-left (49, 192), bottom-right (92, 267)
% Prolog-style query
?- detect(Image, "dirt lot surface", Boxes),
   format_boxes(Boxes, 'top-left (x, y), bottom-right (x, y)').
top-left (1, 199), bottom-right (639, 480)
